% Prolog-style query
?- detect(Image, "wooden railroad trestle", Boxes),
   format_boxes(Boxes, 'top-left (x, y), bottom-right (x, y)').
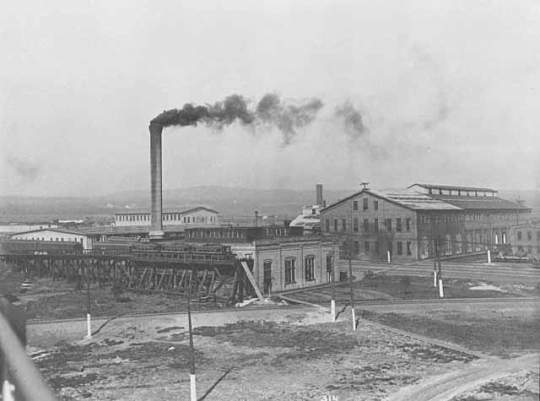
top-left (2, 253), bottom-right (258, 303)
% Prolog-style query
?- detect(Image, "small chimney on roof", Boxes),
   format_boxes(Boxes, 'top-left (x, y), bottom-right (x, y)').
top-left (361, 182), bottom-right (370, 191)
top-left (316, 184), bottom-right (323, 206)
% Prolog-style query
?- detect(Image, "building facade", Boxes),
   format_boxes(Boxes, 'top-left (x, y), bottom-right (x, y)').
top-left (114, 207), bottom-right (219, 228)
top-left (509, 223), bottom-right (540, 258)
top-left (321, 184), bottom-right (531, 261)
top-left (184, 226), bottom-right (339, 293)
top-left (10, 228), bottom-right (92, 250)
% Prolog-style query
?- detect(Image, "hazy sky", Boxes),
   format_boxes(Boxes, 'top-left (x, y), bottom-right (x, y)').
top-left (1, 0), bottom-right (539, 197)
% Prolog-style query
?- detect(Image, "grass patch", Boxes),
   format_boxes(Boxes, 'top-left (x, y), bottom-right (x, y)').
top-left (194, 321), bottom-right (360, 363)
top-left (291, 275), bottom-right (525, 305)
top-left (48, 373), bottom-right (103, 389)
top-left (358, 275), bottom-right (518, 299)
top-left (361, 310), bottom-right (540, 357)
top-left (24, 287), bottom-right (223, 320)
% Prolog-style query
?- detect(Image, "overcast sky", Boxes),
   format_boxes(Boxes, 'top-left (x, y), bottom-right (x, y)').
top-left (1, 0), bottom-right (539, 197)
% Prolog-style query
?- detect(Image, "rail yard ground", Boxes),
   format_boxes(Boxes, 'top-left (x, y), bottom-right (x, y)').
top-left (1, 260), bottom-right (539, 400)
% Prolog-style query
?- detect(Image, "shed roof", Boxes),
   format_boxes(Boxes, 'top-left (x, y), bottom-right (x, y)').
top-left (429, 195), bottom-right (530, 211)
top-left (322, 188), bottom-right (462, 212)
top-left (370, 189), bottom-right (463, 211)
top-left (10, 228), bottom-right (87, 237)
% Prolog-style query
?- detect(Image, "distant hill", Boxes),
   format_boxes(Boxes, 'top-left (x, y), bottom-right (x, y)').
top-left (498, 189), bottom-right (540, 209)
top-left (1, 186), bottom-right (537, 224)
top-left (0, 186), bottom-right (353, 223)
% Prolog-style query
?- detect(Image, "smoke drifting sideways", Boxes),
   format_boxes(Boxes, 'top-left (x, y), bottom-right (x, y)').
top-left (6, 156), bottom-right (40, 182)
top-left (151, 93), bottom-right (324, 145)
top-left (334, 101), bottom-right (367, 140)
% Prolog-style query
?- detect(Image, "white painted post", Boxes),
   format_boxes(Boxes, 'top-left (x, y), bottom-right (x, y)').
top-left (387, 251), bottom-right (391, 263)
top-left (438, 279), bottom-right (444, 298)
top-left (190, 374), bottom-right (197, 401)
top-left (433, 269), bottom-right (437, 287)
top-left (86, 314), bottom-right (92, 338)
top-left (2, 380), bottom-right (16, 401)
top-left (330, 299), bottom-right (336, 322)
top-left (351, 308), bottom-right (356, 331)
top-left (487, 250), bottom-right (492, 264)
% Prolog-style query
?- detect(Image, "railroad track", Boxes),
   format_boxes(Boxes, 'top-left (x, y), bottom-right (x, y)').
top-left (345, 262), bottom-right (540, 282)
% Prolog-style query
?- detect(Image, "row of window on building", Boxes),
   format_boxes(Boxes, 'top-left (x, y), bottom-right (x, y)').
top-left (187, 229), bottom-right (246, 239)
top-left (516, 230), bottom-right (540, 242)
top-left (419, 213), bottom-right (519, 224)
top-left (353, 199), bottom-right (378, 211)
top-left (278, 254), bottom-right (333, 285)
top-left (21, 237), bottom-right (83, 243)
top-left (425, 189), bottom-right (495, 197)
top-left (117, 214), bottom-right (216, 223)
top-left (326, 217), bottom-right (412, 233)
top-left (283, 257), bottom-right (315, 284)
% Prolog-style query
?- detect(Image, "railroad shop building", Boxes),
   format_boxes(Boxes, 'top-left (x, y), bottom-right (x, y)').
top-left (184, 226), bottom-right (339, 293)
top-left (321, 184), bottom-right (531, 261)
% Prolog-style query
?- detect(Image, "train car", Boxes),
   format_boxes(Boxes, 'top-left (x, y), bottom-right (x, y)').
top-left (0, 239), bottom-right (83, 255)
top-left (91, 241), bottom-right (133, 254)
top-left (0, 239), bottom-right (38, 255)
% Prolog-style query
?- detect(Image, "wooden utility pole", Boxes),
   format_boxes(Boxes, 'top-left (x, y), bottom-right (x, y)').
top-left (330, 254), bottom-right (336, 322)
top-left (431, 217), bottom-right (437, 288)
top-left (187, 268), bottom-right (197, 401)
top-left (348, 202), bottom-right (356, 331)
top-left (437, 240), bottom-right (444, 298)
top-left (86, 266), bottom-right (91, 338)
top-left (348, 246), bottom-right (356, 331)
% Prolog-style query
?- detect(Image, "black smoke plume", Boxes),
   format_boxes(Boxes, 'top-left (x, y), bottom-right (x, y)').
top-left (151, 93), bottom-right (324, 144)
top-left (335, 101), bottom-right (367, 140)
top-left (256, 93), bottom-right (323, 144)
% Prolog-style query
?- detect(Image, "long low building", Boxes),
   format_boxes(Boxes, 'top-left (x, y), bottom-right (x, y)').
top-left (321, 183), bottom-right (531, 261)
top-left (114, 206), bottom-right (219, 228)
top-left (9, 228), bottom-right (92, 250)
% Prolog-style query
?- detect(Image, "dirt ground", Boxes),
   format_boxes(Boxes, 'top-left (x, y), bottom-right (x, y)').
top-left (27, 305), bottom-right (539, 401)
top-left (287, 275), bottom-right (539, 306)
top-left (358, 301), bottom-right (540, 358)
top-left (3, 262), bottom-right (539, 400)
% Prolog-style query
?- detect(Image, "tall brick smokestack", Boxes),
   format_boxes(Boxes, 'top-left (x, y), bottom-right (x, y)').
top-left (149, 123), bottom-right (164, 237)
top-left (316, 184), bottom-right (323, 206)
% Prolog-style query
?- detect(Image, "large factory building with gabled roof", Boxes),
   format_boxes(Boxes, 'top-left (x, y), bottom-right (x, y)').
top-left (321, 183), bottom-right (531, 261)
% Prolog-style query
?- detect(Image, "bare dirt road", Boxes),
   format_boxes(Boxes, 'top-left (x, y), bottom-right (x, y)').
top-left (386, 354), bottom-right (539, 401)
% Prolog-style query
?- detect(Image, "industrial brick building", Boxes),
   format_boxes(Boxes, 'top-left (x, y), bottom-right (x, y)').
top-left (185, 226), bottom-right (339, 293)
top-left (509, 223), bottom-right (540, 258)
top-left (321, 184), bottom-right (531, 261)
